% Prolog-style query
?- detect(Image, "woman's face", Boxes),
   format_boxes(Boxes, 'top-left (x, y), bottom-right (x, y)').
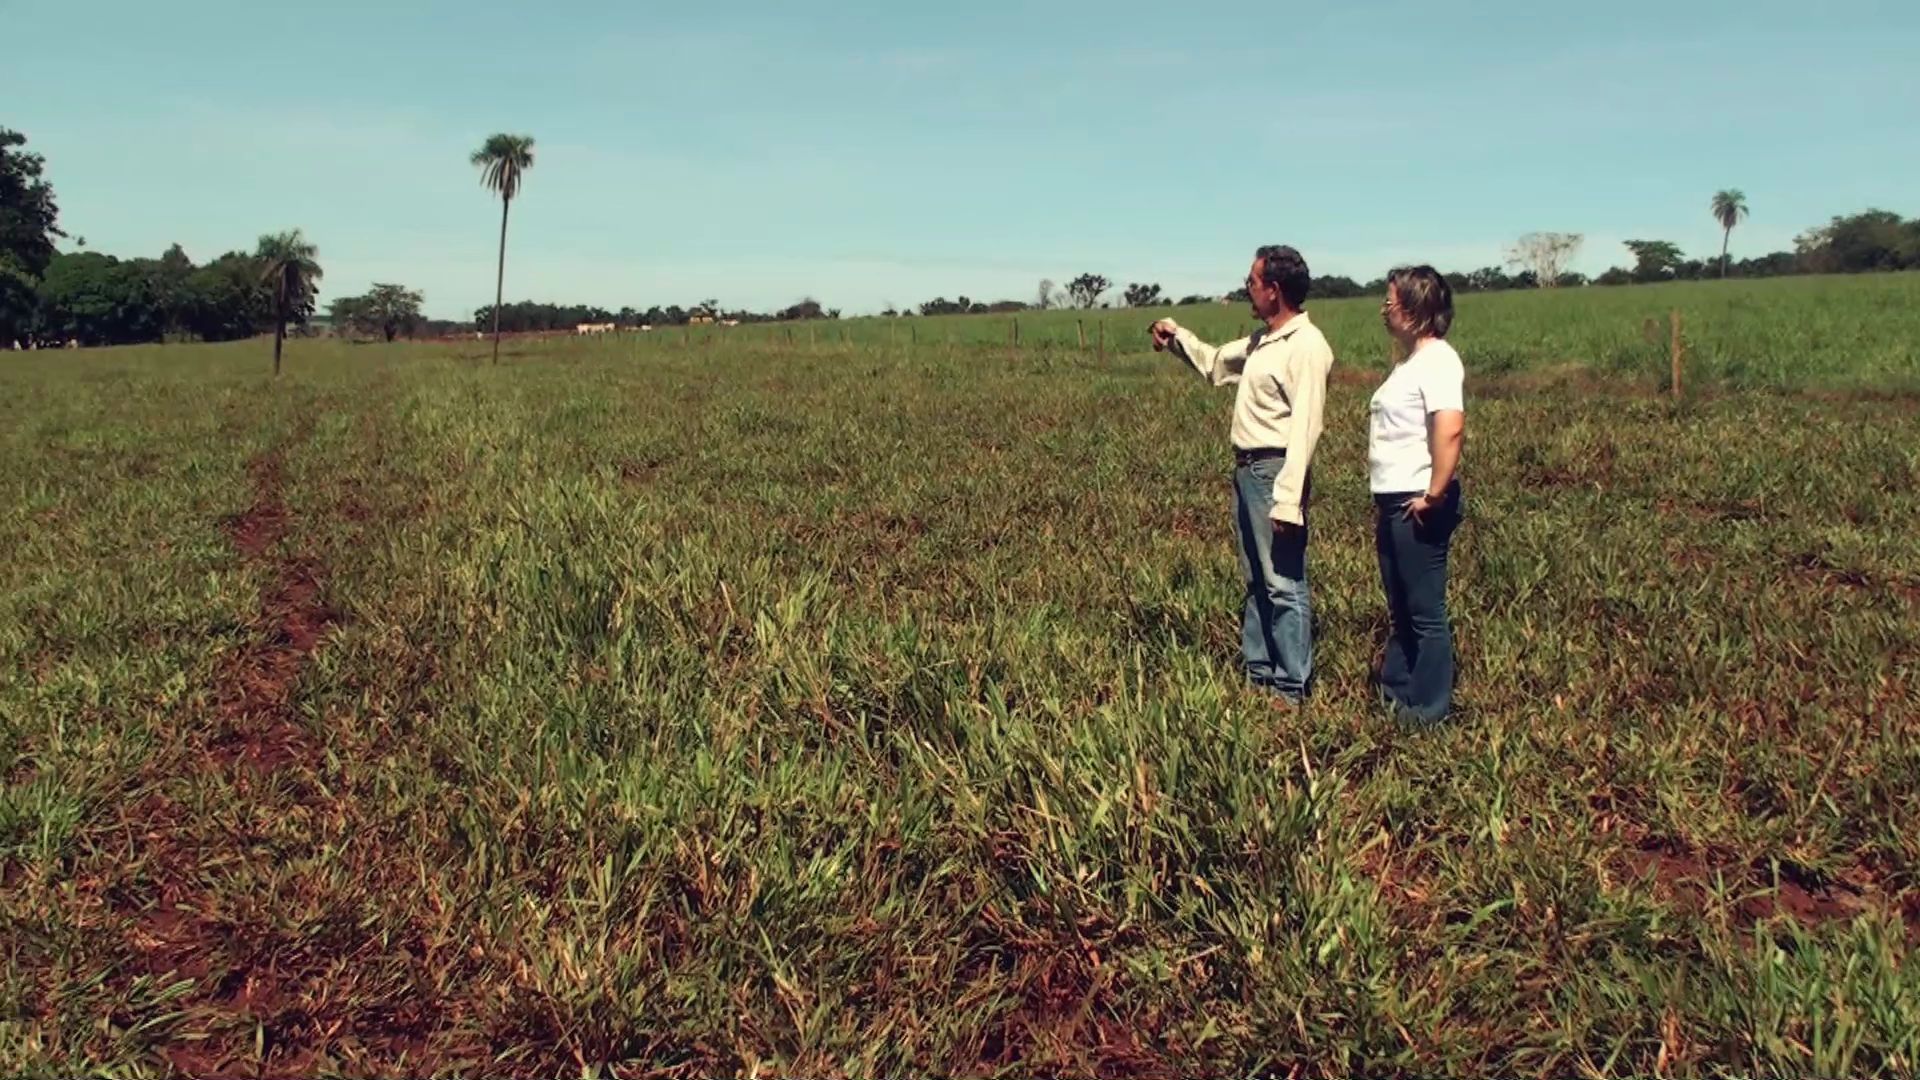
top-left (1381, 284), bottom-right (1415, 340)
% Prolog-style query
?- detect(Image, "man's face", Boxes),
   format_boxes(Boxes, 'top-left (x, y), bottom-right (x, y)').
top-left (1246, 257), bottom-right (1278, 320)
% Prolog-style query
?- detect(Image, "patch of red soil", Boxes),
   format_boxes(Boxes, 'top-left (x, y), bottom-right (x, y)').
top-left (1790, 551), bottom-right (1920, 603)
top-left (111, 441), bottom-right (460, 1078)
top-left (1619, 840), bottom-right (1886, 935)
top-left (209, 453), bottom-right (337, 772)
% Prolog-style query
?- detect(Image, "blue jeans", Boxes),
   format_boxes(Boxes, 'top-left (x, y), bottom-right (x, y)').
top-left (1232, 455), bottom-right (1312, 700)
top-left (1374, 482), bottom-right (1462, 723)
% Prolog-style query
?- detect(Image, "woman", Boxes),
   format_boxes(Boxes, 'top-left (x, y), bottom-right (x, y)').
top-left (1370, 265), bottom-right (1465, 727)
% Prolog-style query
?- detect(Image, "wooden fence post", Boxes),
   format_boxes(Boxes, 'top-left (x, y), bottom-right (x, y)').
top-left (1097, 320), bottom-right (1106, 363)
top-left (1670, 310), bottom-right (1684, 398)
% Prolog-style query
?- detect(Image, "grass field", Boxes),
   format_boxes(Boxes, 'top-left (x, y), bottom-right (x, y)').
top-left (3, 276), bottom-right (1918, 1077)
top-left (738, 273), bottom-right (1920, 392)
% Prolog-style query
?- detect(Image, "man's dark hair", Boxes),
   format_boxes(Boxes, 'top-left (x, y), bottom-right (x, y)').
top-left (1255, 245), bottom-right (1311, 309)
top-left (1386, 264), bottom-right (1454, 339)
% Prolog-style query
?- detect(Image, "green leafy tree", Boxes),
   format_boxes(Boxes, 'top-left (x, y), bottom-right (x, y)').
top-left (1623, 239), bottom-right (1685, 282)
top-left (185, 252), bottom-right (272, 342)
top-left (777, 297), bottom-right (833, 321)
top-left (1710, 189), bottom-right (1749, 277)
top-left (1067, 273), bottom-right (1110, 309)
top-left (1313, 275), bottom-right (1367, 299)
top-left (0, 260), bottom-right (34, 343)
top-left (36, 252), bottom-right (164, 345)
top-left (474, 300), bottom-right (626, 333)
top-left (1462, 266), bottom-right (1517, 291)
top-left (1, 127), bottom-right (64, 344)
top-left (254, 230), bottom-right (322, 376)
top-left (919, 296), bottom-right (993, 316)
top-left (328, 293), bottom-right (371, 338)
top-left (471, 133), bottom-right (535, 364)
top-left (1807, 209), bottom-right (1914, 272)
top-left (360, 283), bottom-right (424, 341)
top-left (1123, 282), bottom-right (1163, 307)
top-left (131, 243), bottom-right (198, 339)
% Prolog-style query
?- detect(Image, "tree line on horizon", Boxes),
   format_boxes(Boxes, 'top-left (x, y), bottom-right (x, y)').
top-left (7, 124), bottom-right (1920, 361)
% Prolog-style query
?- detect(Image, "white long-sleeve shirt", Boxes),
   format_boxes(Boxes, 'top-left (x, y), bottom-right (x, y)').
top-left (1167, 312), bottom-right (1335, 525)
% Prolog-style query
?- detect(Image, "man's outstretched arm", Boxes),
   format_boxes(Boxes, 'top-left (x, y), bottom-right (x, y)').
top-left (1152, 318), bottom-right (1251, 386)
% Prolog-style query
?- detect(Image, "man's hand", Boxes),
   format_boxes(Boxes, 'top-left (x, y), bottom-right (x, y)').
top-left (1401, 492), bottom-right (1439, 523)
top-left (1150, 318), bottom-right (1178, 352)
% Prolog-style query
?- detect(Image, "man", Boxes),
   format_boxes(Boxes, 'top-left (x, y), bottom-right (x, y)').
top-left (1151, 245), bottom-right (1334, 703)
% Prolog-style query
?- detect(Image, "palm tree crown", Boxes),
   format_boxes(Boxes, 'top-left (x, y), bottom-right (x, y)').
top-left (257, 230), bottom-right (322, 298)
top-left (1711, 189), bottom-right (1749, 233)
top-left (472, 134), bottom-right (535, 202)
top-left (1710, 189), bottom-right (1750, 277)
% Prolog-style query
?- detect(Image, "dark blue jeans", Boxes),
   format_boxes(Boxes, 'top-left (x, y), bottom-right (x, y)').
top-left (1233, 455), bottom-right (1311, 700)
top-left (1374, 481), bottom-right (1462, 723)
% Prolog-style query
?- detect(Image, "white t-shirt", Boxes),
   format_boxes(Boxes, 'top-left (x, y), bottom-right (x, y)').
top-left (1368, 339), bottom-right (1465, 494)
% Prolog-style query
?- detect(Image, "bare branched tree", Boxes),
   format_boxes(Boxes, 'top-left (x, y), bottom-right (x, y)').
top-left (1505, 232), bottom-right (1584, 288)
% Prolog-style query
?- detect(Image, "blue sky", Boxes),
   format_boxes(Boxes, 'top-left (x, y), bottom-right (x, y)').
top-left (5, 0), bottom-right (1916, 318)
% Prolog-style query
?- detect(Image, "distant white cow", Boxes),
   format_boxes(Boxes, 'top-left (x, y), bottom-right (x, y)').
top-left (575, 322), bottom-right (616, 336)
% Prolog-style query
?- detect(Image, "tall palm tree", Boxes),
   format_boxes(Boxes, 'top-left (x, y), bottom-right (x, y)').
top-left (255, 230), bottom-right (322, 377)
top-left (1711, 189), bottom-right (1749, 278)
top-left (471, 133), bottom-right (535, 364)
